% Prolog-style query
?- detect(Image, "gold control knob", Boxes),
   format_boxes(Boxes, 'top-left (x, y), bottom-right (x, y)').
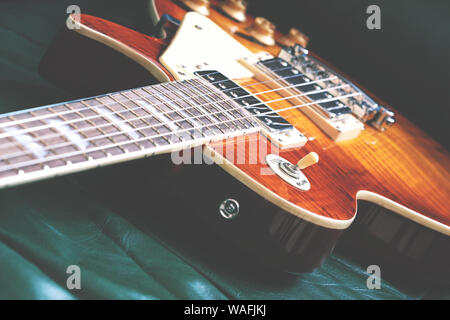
top-left (295, 152), bottom-right (319, 170)
top-left (219, 0), bottom-right (248, 22)
top-left (180, 0), bottom-right (210, 16)
top-left (278, 28), bottom-right (310, 48)
top-left (247, 17), bottom-right (276, 46)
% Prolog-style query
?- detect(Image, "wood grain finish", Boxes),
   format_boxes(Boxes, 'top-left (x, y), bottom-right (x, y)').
top-left (75, 14), bottom-right (175, 82)
top-left (68, 3), bottom-right (449, 237)
top-left (153, 0), bottom-right (450, 232)
top-left (156, 0), bottom-right (281, 55)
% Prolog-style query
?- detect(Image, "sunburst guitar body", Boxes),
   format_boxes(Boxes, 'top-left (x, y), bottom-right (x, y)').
top-left (4, 0), bottom-right (449, 280)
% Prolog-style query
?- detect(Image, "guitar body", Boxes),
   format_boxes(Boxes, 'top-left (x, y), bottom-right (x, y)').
top-left (36, 1), bottom-right (449, 277)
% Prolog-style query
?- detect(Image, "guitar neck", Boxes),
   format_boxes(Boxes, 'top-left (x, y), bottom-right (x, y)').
top-left (0, 76), bottom-right (260, 189)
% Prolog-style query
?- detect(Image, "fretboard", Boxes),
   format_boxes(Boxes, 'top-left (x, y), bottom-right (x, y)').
top-left (0, 76), bottom-right (260, 188)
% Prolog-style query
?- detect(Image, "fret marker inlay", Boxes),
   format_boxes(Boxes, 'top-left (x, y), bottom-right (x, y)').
top-left (4, 126), bottom-right (48, 159)
top-left (47, 119), bottom-right (90, 150)
top-left (0, 72), bottom-right (263, 189)
top-left (135, 99), bottom-right (179, 132)
top-left (96, 107), bottom-right (140, 139)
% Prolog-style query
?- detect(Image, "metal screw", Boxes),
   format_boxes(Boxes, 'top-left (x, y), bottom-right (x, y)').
top-left (219, 199), bottom-right (240, 219)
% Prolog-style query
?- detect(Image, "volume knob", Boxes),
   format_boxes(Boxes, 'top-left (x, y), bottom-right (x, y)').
top-left (219, 0), bottom-right (248, 22)
top-left (179, 0), bottom-right (210, 16)
top-left (247, 17), bottom-right (276, 46)
top-left (278, 28), bottom-right (310, 48)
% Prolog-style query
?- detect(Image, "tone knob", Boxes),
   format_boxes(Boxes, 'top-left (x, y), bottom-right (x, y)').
top-left (219, 0), bottom-right (248, 22)
top-left (247, 17), bottom-right (276, 46)
top-left (179, 0), bottom-right (210, 16)
top-left (278, 28), bottom-right (310, 48)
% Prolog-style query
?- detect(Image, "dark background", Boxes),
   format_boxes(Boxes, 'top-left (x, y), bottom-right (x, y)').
top-left (247, 0), bottom-right (450, 149)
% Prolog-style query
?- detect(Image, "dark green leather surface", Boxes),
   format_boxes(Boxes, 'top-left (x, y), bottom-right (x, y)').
top-left (0, 0), bottom-right (447, 299)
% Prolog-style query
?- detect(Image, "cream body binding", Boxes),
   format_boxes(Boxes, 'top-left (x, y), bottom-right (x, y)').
top-left (49, 13), bottom-right (450, 236)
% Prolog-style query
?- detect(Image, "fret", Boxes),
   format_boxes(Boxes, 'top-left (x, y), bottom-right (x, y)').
top-left (0, 113), bottom-right (55, 176)
top-left (159, 83), bottom-right (201, 124)
top-left (174, 79), bottom-right (225, 133)
top-left (123, 90), bottom-right (172, 146)
top-left (2, 127), bottom-right (48, 175)
top-left (0, 117), bottom-right (24, 177)
top-left (78, 100), bottom-right (126, 156)
top-left (0, 130), bottom-right (37, 176)
top-left (62, 102), bottom-right (101, 136)
top-left (93, 96), bottom-right (148, 154)
top-left (46, 107), bottom-right (89, 163)
top-left (47, 106), bottom-right (90, 151)
top-left (195, 70), bottom-right (292, 132)
top-left (190, 80), bottom-right (251, 131)
top-left (17, 104), bottom-right (103, 167)
top-left (151, 85), bottom-right (199, 132)
top-left (48, 103), bottom-right (101, 157)
top-left (125, 88), bottom-right (173, 136)
top-left (131, 88), bottom-right (185, 143)
top-left (108, 93), bottom-right (158, 150)
top-left (170, 80), bottom-right (224, 135)
top-left (25, 109), bottom-right (72, 168)
top-left (7, 114), bottom-right (49, 160)
top-left (188, 83), bottom-right (234, 132)
top-left (206, 88), bottom-right (256, 130)
top-left (161, 82), bottom-right (214, 129)
top-left (0, 74), bottom-right (261, 188)
top-left (188, 82), bottom-right (237, 132)
top-left (118, 90), bottom-right (172, 147)
top-left (0, 128), bottom-right (35, 163)
top-left (176, 80), bottom-right (229, 135)
top-left (0, 135), bottom-right (23, 166)
top-left (107, 94), bottom-right (158, 146)
top-left (67, 101), bottom-right (112, 147)
top-left (62, 102), bottom-right (113, 160)
top-left (92, 97), bottom-right (141, 141)
top-left (139, 85), bottom-right (200, 143)
top-left (145, 86), bottom-right (197, 135)
top-left (0, 159), bottom-right (15, 179)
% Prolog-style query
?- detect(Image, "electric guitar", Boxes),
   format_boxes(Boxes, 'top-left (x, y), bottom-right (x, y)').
top-left (1, 0), bottom-right (449, 279)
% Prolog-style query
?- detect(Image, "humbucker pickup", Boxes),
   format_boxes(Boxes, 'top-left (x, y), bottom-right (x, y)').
top-left (195, 70), bottom-right (294, 132)
top-left (280, 44), bottom-right (396, 132)
top-left (240, 46), bottom-right (396, 141)
top-left (257, 58), bottom-right (353, 120)
top-left (195, 70), bottom-right (308, 149)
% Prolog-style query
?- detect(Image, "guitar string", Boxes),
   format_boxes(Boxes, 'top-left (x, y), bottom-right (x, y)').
top-left (0, 81), bottom-right (353, 161)
top-left (0, 80), bottom-right (352, 161)
top-left (0, 91), bottom-right (362, 173)
top-left (0, 58), bottom-right (312, 128)
top-left (0, 91), bottom-right (361, 174)
top-left (0, 59), bottom-right (325, 130)
top-left (0, 81), bottom-right (352, 160)
top-left (0, 73), bottom-right (343, 151)
top-left (0, 71), bottom-right (336, 141)
top-left (0, 68), bottom-right (327, 142)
